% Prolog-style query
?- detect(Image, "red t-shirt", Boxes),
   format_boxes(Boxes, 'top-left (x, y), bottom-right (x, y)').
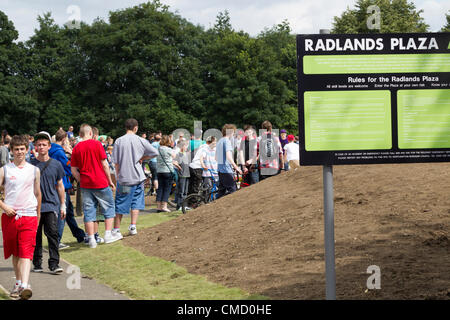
top-left (71, 139), bottom-right (108, 189)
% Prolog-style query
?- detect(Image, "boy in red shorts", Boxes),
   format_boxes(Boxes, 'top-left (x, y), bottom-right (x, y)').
top-left (0, 135), bottom-right (41, 300)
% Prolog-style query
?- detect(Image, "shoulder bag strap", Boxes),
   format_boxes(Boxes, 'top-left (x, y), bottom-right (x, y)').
top-left (159, 148), bottom-right (174, 174)
top-left (40, 158), bottom-right (53, 176)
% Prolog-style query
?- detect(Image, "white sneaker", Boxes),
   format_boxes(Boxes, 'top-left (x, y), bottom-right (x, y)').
top-left (128, 225), bottom-right (137, 236)
top-left (10, 284), bottom-right (20, 299)
top-left (104, 232), bottom-right (123, 244)
top-left (89, 237), bottom-right (97, 248)
top-left (112, 229), bottom-right (123, 238)
top-left (19, 285), bottom-right (32, 300)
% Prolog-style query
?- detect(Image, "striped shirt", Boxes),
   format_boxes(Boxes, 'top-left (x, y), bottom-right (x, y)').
top-left (201, 146), bottom-right (218, 178)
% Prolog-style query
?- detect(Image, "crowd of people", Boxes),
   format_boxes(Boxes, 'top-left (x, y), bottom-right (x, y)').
top-left (0, 119), bottom-right (299, 300)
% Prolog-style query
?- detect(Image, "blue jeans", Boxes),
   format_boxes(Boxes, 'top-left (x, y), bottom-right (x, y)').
top-left (156, 172), bottom-right (172, 202)
top-left (58, 190), bottom-right (86, 243)
top-left (115, 182), bottom-right (145, 214)
top-left (81, 187), bottom-right (115, 223)
top-left (217, 172), bottom-right (236, 199)
top-left (243, 169), bottom-right (259, 185)
top-left (176, 177), bottom-right (189, 208)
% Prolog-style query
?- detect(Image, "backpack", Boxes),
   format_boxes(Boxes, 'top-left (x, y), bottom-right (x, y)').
top-left (263, 133), bottom-right (275, 158)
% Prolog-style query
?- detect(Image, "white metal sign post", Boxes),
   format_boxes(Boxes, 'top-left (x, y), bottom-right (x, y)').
top-left (319, 29), bottom-right (336, 301)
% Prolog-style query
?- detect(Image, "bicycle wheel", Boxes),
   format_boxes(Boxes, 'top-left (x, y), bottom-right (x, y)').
top-left (182, 194), bottom-right (205, 214)
top-left (167, 181), bottom-right (177, 208)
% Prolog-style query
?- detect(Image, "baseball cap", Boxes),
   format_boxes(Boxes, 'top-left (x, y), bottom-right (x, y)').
top-left (287, 134), bottom-right (295, 141)
top-left (34, 131), bottom-right (52, 142)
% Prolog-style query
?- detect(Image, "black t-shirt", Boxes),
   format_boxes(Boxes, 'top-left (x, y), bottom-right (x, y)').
top-left (31, 158), bottom-right (64, 213)
top-left (239, 137), bottom-right (258, 168)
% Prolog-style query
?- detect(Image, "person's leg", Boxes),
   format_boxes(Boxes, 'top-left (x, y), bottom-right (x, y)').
top-left (18, 258), bottom-right (32, 285)
top-left (81, 188), bottom-right (98, 247)
top-left (32, 215), bottom-right (44, 268)
top-left (250, 169), bottom-right (260, 185)
top-left (64, 191), bottom-right (85, 242)
top-left (130, 209), bottom-right (139, 226)
top-left (217, 172), bottom-right (227, 199)
top-left (183, 178), bottom-right (190, 199)
top-left (16, 215), bottom-right (39, 297)
top-left (114, 214), bottom-right (123, 229)
top-left (188, 167), bottom-right (196, 194)
top-left (94, 187), bottom-right (121, 243)
top-left (114, 181), bottom-right (124, 230)
top-left (104, 217), bottom-right (114, 231)
top-left (12, 255), bottom-right (20, 281)
top-left (129, 183), bottom-right (144, 225)
top-left (161, 173), bottom-right (172, 211)
top-left (156, 173), bottom-right (164, 210)
top-left (224, 173), bottom-right (237, 194)
top-left (42, 212), bottom-right (60, 270)
top-left (57, 210), bottom-right (65, 244)
top-left (75, 181), bottom-right (82, 216)
top-left (194, 169), bottom-right (203, 193)
top-left (149, 162), bottom-right (158, 193)
top-left (95, 187), bottom-right (115, 232)
top-left (176, 177), bottom-right (186, 208)
top-left (84, 221), bottom-right (95, 236)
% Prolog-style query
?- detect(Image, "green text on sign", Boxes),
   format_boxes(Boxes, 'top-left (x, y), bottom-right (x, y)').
top-left (303, 54), bottom-right (450, 74)
top-left (398, 89), bottom-right (450, 149)
top-left (304, 91), bottom-right (392, 151)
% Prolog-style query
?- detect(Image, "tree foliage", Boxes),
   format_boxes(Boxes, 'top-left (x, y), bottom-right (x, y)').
top-left (442, 12), bottom-right (450, 32)
top-left (332, 0), bottom-right (429, 33)
top-left (0, 0), bottom-right (435, 137)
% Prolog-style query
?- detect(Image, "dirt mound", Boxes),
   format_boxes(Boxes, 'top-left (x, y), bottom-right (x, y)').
top-left (124, 163), bottom-right (450, 299)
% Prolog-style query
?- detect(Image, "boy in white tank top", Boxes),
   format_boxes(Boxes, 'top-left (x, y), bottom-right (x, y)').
top-left (0, 135), bottom-right (41, 300)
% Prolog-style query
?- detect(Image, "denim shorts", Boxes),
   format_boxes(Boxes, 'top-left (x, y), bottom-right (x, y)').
top-left (81, 187), bottom-right (115, 223)
top-left (115, 182), bottom-right (145, 214)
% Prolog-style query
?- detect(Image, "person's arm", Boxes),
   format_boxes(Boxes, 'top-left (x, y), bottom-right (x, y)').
top-left (114, 161), bottom-right (120, 178)
top-left (226, 149), bottom-right (242, 175)
top-left (200, 153), bottom-right (208, 171)
top-left (71, 166), bottom-right (80, 182)
top-left (173, 159), bottom-right (182, 172)
top-left (237, 148), bottom-right (248, 174)
top-left (34, 169), bottom-right (42, 224)
top-left (56, 149), bottom-right (72, 178)
top-left (143, 140), bottom-right (159, 160)
top-left (0, 149), bottom-right (5, 167)
top-left (101, 159), bottom-right (115, 191)
top-left (0, 167), bottom-right (16, 216)
top-left (56, 179), bottom-right (66, 220)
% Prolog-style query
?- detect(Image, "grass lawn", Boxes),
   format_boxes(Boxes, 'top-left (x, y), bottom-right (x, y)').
top-left (58, 210), bottom-right (267, 300)
top-left (0, 290), bottom-right (10, 300)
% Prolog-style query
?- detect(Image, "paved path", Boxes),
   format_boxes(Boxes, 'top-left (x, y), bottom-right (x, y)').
top-left (0, 230), bottom-right (130, 300)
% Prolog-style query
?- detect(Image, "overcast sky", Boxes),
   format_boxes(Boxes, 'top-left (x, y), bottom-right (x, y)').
top-left (2, 0), bottom-right (449, 42)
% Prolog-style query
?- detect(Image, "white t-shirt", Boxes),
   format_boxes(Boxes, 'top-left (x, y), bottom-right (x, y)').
top-left (189, 144), bottom-right (209, 169)
top-left (284, 143), bottom-right (299, 162)
top-left (2, 162), bottom-right (38, 216)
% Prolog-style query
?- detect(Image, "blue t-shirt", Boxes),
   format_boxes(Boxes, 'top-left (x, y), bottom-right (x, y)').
top-left (150, 141), bottom-right (160, 163)
top-left (216, 137), bottom-right (233, 174)
top-left (31, 158), bottom-right (65, 214)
